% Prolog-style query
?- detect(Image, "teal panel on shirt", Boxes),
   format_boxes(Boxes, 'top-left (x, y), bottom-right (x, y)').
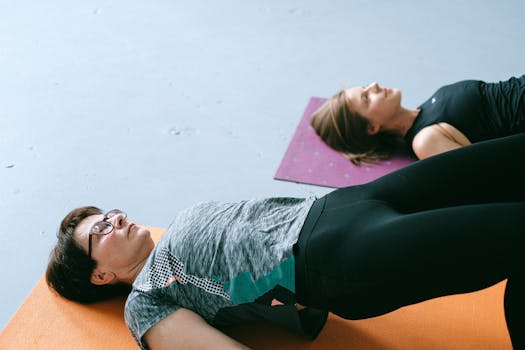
top-left (224, 256), bottom-right (295, 304)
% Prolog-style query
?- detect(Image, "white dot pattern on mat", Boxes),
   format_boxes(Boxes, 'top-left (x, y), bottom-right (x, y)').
top-left (136, 249), bottom-right (230, 300)
top-left (273, 97), bottom-right (416, 187)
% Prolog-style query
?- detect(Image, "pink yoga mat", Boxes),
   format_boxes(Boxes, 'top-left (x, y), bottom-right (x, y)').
top-left (274, 97), bottom-right (416, 188)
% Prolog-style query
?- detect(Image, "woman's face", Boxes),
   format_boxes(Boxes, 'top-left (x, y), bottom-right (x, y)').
top-left (74, 211), bottom-right (154, 273)
top-left (343, 82), bottom-right (402, 134)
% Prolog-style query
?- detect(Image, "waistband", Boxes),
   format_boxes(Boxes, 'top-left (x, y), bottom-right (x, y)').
top-left (294, 196), bottom-right (326, 304)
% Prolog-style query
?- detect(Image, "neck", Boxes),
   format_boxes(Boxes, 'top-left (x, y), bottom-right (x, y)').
top-left (118, 255), bottom-right (150, 285)
top-left (383, 107), bottom-right (420, 137)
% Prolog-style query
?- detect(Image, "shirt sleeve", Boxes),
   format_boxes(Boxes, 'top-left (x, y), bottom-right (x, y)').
top-left (125, 291), bottom-right (181, 350)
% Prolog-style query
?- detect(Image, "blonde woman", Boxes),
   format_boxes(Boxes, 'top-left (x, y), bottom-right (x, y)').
top-left (311, 75), bottom-right (524, 164)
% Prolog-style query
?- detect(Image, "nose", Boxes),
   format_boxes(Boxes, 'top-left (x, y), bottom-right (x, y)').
top-left (109, 212), bottom-right (126, 229)
top-left (366, 82), bottom-right (380, 92)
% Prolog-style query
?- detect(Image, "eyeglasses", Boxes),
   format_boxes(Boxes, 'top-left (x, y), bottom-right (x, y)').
top-left (88, 209), bottom-right (127, 259)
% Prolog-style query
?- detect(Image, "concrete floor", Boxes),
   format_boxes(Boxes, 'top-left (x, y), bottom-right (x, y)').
top-left (1, 0), bottom-right (523, 331)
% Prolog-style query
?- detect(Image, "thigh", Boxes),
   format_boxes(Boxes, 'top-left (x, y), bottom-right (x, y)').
top-left (327, 133), bottom-right (525, 213)
top-left (305, 201), bottom-right (525, 319)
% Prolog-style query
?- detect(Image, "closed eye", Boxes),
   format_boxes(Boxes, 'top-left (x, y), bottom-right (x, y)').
top-left (362, 90), bottom-right (369, 105)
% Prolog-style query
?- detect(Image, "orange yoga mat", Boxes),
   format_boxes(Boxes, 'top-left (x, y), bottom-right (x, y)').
top-left (0, 227), bottom-right (512, 349)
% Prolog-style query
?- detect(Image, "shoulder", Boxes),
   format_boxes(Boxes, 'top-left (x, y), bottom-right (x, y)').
top-left (125, 291), bottom-right (181, 349)
top-left (438, 79), bottom-right (482, 91)
top-left (125, 290), bottom-right (180, 326)
top-left (169, 201), bottom-right (228, 230)
top-left (412, 123), bottom-right (471, 159)
top-left (411, 126), bottom-right (443, 159)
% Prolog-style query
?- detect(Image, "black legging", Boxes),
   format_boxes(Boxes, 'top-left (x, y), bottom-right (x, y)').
top-left (294, 133), bottom-right (525, 348)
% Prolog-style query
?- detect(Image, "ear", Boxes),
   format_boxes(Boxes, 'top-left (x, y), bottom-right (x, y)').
top-left (367, 123), bottom-right (380, 135)
top-left (90, 270), bottom-right (116, 286)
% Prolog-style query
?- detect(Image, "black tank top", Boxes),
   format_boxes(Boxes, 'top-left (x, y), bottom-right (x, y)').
top-left (404, 75), bottom-right (525, 145)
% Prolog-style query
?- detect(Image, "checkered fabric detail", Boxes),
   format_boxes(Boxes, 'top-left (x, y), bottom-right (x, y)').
top-left (136, 249), bottom-right (230, 300)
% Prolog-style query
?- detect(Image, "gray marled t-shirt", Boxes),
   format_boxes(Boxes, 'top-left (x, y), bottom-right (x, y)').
top-left (124, 197), bottom-right (321, 349)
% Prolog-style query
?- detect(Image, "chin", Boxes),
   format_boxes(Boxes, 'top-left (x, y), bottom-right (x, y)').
top-left (394, 89), bottom-right (403, 103)
top-left (136, 226), bottom-right (155, 248)
top-left (137, 225), bottom-right (151, 236)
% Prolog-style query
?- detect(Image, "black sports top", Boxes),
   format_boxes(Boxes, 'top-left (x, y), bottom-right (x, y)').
top-left (404, 75), bottom-right (525, 145)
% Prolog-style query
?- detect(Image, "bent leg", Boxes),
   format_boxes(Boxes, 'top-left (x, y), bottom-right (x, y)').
top-left (328, 133), bottom-right (525, 213)
top-left (311, 201), bottom-right (524, 348)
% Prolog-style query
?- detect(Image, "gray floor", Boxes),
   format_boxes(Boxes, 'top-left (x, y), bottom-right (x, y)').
top-left (1, 0), bottom-right (523, 332)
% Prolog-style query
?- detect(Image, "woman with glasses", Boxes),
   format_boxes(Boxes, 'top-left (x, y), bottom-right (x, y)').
top-left (311, 74), bottom-right (525, 164)
top-left (46, 133), bottom-right (524, 350)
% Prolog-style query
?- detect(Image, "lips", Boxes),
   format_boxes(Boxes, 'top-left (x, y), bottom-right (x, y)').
top-left (128, 224), bottom-right (135, 237)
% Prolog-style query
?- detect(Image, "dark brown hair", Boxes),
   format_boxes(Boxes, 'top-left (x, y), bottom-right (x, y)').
top-left (310, 90), bottom-right (399, 165)
top-left (45, 206), bottom-right (131, 303)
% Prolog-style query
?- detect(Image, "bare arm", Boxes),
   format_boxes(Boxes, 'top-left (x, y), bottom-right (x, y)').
top-left (412, 122), bottom-right (472, 159)
top-left (144, 308), bottom-right (251, 350)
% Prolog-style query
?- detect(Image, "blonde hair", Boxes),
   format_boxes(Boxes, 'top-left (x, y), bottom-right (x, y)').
top-left (310, 90), bottom-right (398, 165)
